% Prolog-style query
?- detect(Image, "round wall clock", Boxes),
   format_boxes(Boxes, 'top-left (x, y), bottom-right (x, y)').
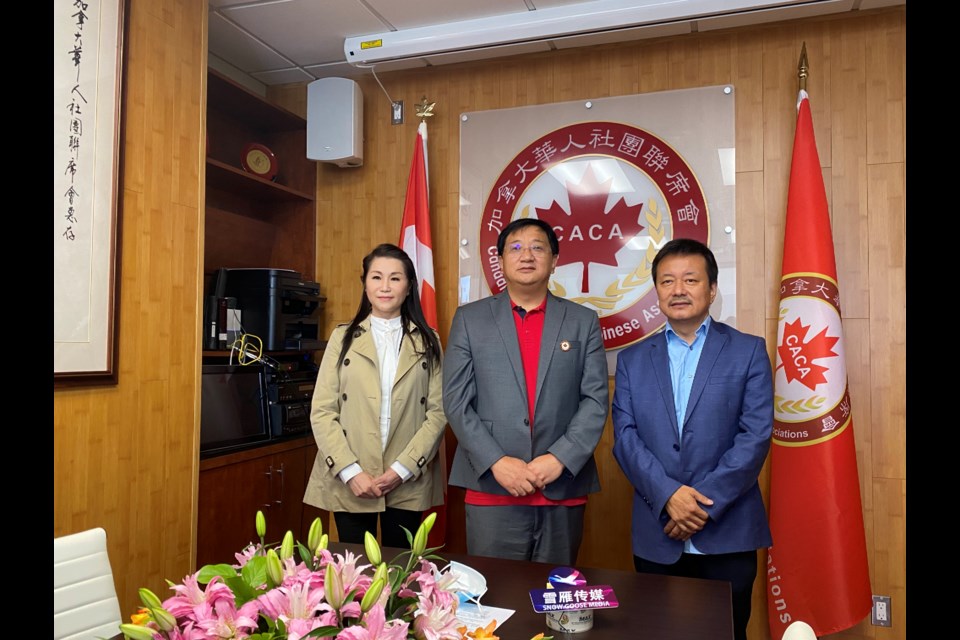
top-left (241, 143), bottom-right (279, 180)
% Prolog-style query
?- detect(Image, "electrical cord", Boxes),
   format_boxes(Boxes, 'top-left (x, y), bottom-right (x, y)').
top-left (225, 308), bottom-right (280, 370)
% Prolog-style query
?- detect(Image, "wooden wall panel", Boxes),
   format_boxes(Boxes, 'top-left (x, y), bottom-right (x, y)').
top-left (299, 10), bottom-right (906, 639)
top-left (830, 18), bottom-right (870, 318)
top-left (53, 0), bottom-right (205, 618)
top-left (46, 4), bottom-right (906, 639)
top-left (867, 163), bottom-right (906, 480)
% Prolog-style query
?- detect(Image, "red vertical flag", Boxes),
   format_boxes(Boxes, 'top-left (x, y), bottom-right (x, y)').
top-left (399, 120), bottom-right (446, 546)
top-left (766, 91), bottom-right (872, 638)
top-left (400, 121), bottom-right (437, 328)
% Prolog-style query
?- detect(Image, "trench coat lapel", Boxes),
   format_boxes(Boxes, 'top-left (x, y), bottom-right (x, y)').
top-left (393, 324), bottom-right (422, 384)
top-left (350, 318), bottom-right (378, 367)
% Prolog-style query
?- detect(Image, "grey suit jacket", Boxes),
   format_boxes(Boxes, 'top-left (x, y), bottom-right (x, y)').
top-left (443, 291), bottom-right (609, 499)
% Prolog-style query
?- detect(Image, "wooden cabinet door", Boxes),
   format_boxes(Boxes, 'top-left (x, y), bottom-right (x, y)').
top-left (196, 441), bottom-right (317, 568)
top-left (264, 448), bottom-right (307, 544)
top-left (197, 455), bottom-right (274, 567)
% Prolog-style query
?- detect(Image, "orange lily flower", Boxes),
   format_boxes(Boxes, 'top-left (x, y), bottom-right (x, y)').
top-left (460, 620), bottom-right (499, 640)
top-left (130, 607), bottom-right (151, 626)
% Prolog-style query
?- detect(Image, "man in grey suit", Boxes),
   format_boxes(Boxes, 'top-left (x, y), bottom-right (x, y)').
top-left (443, 218), bottom-right (609, 565)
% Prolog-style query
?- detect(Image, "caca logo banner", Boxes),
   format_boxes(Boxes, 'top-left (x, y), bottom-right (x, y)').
top-left (773, 275), bottom-right (851, 446)
top-left (479, 121), bottom-right (710, 350)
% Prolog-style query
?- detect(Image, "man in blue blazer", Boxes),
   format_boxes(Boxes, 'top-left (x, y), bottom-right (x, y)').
top-left (444, 218), bottom-right (609, 566)
top-left (612, 238), bottom-right (773, 640)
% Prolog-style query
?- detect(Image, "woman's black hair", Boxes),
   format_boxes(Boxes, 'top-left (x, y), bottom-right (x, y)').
top-left (337, 243), bottom-right (442, 370)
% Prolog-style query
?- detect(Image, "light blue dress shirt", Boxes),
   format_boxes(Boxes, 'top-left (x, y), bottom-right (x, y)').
top-left (664, 315), bottom-right (711, 554)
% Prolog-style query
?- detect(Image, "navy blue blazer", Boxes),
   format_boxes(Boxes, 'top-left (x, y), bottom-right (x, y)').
top-left (612, 320), bottom-right (773, 563)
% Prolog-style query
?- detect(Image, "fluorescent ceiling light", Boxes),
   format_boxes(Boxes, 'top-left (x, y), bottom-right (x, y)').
top-left (344, 0), bottom-right (848, 65)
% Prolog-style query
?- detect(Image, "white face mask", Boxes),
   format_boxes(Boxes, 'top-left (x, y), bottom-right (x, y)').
top-left (439, 560), bottom-right (488, 606)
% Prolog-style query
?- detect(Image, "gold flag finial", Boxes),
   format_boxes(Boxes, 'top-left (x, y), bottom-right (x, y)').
top-left (415, 96), bottom-right (436, 121)
top-left (797, 42), bottom-right (809, 92)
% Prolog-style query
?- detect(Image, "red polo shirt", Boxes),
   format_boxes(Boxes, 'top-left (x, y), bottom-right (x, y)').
top-left (465, 297), bottom-right (587, 507)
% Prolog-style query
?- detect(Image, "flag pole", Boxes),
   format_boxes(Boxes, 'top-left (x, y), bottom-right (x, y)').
top-left (400, 93), bottom-right (447, 547)
top-left (797, 42), bottom-right (808, 91)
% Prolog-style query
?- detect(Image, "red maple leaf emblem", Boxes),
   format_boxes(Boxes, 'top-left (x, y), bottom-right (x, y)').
top-left (534, 164), bottom-right (644, 292)
top-left (776, 318), bottom-right (840, 391)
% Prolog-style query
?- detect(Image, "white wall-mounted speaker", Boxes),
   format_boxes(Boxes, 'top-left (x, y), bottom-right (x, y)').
top-left (307, 77), bottom-right (363, 168)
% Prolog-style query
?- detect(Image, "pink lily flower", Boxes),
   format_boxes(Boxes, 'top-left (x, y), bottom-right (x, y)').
top-left (163, 573), bottom-right (234, 620)
top-left (193, 599), bottom-right (260, 639)
top-left (336, 603), bottom-right (409, 640)
top-left (411, 593), bottom-right (462, 640)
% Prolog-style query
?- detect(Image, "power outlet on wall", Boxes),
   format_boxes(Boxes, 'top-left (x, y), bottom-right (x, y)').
top-left (871, 595), bottom-right (891, 627)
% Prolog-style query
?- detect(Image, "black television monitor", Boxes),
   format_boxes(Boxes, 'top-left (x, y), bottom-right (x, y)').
top-left (200, 363), bottom-right (270, 456)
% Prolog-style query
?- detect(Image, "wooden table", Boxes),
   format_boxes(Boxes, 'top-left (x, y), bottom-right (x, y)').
top-left (430, 546), bottom-right (734, 639)
top-left (111, 543), bottom-right (733, 639)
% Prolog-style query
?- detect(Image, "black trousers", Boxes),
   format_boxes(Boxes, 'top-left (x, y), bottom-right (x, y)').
top-left (333, 508), bottom-right (423, 549)
top-left (634, 550), bottom-right (758, 640)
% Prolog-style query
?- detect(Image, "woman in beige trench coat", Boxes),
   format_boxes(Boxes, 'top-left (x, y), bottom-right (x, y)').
top-left (303, 244), bottom-right (446, 548)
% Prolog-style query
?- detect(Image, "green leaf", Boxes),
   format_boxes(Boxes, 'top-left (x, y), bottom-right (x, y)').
top-left (297, 541), bottom-right (313, 565)
top-left (302, 626), bottom-right (342, 638)
top-left (242, 555), bottom-right (269, 589)
top-left (225, 574), bottom-right (262, 605)
top-left (197, 563), bottom-right (238, 583)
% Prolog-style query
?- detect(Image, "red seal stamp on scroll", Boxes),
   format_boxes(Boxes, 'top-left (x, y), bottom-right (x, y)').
top-left (478, 121), bottom-right (710, 350)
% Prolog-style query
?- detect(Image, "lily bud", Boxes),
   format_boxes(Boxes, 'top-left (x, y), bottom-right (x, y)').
top-left (325, 562), bottom-right (344, 609)
top-left (280, 530), bottom-right (295, 560)
top-left (360, 577), bottom-right (386, 613)
top-left (364, 531), bottom-right (382, 566)
top-left (373, 561), bottom-right (388, 584)
top-left (412, 512), bottom-right (436, 557)
top-left (422, 511), bottom-right (437, 536)
top-left (138, 587), bottom-right (162, 610)
top-left (318, 533), bottom-right (329, 550)
top-left (307, 517), bottom-right (324, 552)
top-left (119, 623), bottom-right (158, 640)
top-left (265, 548), bottom-right (283, 586)
top-left (150, 606), bottom-right (178, 632)
top-left (256, 510), bottom-right (267, 539)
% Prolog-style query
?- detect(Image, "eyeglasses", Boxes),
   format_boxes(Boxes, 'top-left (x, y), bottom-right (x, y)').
top-left (503, 243), bottom-right (550, 258)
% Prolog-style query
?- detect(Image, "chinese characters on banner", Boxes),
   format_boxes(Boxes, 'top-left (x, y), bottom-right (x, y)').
top-left (458, 87), bottom-right (736, 368)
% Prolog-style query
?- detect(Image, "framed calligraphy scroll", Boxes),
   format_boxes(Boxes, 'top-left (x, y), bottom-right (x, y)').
top-left (54, 0), bottom-right (127, 384)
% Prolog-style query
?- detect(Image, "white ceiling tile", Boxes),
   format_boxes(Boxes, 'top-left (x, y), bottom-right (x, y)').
top-left (207, 0), bottom-right (904, 89)
top-left (222, 0), bottom-right (390, 67)
top-left (209, 12), bottom-right (294, 73)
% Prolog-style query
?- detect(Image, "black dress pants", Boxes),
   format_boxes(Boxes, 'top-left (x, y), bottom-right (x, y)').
top-left (634, 550), bottom-right (758, 640)
top-left (334, 508), bottom-right (423, 550)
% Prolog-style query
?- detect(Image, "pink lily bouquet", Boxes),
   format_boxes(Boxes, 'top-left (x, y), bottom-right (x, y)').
top-left (120, 510), bottom-right (468, 640)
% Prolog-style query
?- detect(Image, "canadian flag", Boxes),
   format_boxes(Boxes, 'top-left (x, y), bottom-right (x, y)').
top-left (399, 120), bottom-right (445, 545)
top-left (400, 121), bottom-right (437, 328)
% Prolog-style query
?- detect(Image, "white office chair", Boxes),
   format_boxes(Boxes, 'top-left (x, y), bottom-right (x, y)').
top-left (54, 527), bottom-right (124, 640)
top-left (781, 620), bottom-right (818, 640)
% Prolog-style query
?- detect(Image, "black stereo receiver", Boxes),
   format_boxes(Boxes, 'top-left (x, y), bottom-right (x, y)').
top-left (265, 367), bottom-right (318, 437)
